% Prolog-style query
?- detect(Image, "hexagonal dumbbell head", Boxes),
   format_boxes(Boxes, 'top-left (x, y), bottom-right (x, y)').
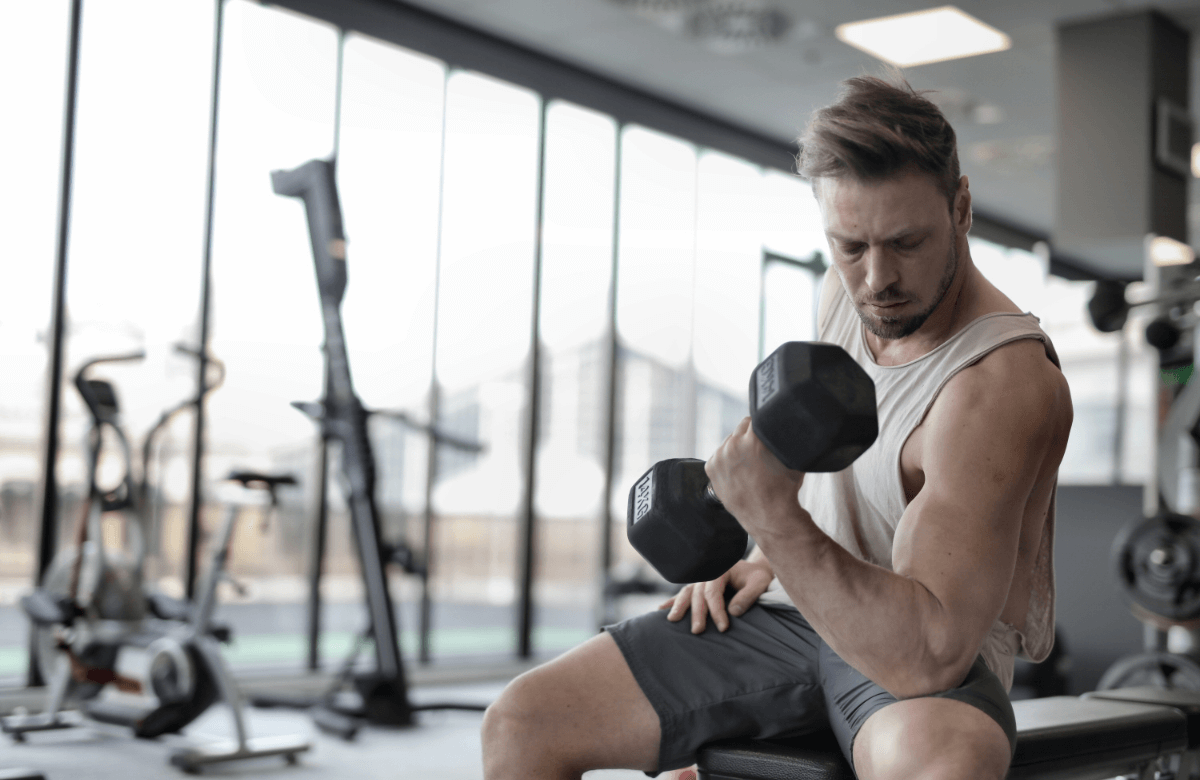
top-left (750, 342), bottom-right (878, 473)
top-left (627, 458), bottom-right (748, 584)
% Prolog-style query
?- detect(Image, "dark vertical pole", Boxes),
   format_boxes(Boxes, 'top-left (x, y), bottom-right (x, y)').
top-left (1112, 326), bottom-right (1129, 486)
top-left (29, 0), bottom-right (84, 687)
top-left (597, 127), bottom-right (624, 629)
top-left (682, 156), bottom-right (699, 460)
top-left (184, 0), bottom-right (226, 600)
top-left (419, 70), bottom-right (452, 665)
top-left (306, 27), bottom-right (346, 672)
top-left (419, 385), bottom-right (439, 664)
top-left (422, 381), bottom-right (441, 662)
top-left (306, 421), bottom-right (330, 670)
top-left (516, 101), bottom-right (549, 659)
top-left (758, 252), bottom-right (768, 363)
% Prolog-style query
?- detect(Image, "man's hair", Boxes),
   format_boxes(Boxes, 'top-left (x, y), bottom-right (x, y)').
top-left (797, 74), bottom-right (961, 207)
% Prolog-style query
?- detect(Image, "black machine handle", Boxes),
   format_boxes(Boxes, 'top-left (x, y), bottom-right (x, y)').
top-left (270, 160), bottom-right (347, 306)
top-left (72, 351), bottom-right (144, 513)
top-left (73, 351), bottom-right (145, 426)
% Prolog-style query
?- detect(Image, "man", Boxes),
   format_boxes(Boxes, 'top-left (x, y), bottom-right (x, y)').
top-left (481, 75), bottom-right (1072, 780)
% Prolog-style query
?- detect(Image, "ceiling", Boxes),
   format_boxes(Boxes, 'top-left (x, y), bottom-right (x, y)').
top-left (394, 0), bottom-right (1200, 266)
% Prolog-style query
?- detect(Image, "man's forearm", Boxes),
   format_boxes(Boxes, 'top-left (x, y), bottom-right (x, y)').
top-left (757, 508), bottom-right (973, 699)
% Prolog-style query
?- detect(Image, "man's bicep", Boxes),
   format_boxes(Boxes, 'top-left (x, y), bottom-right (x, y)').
top-left (892, 479), bottom-right (1025, 649)
top-left (892, 357), bottom-right (1060, 653)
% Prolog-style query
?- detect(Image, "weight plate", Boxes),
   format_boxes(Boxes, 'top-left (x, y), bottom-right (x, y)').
top-left (1098, 651), bottom-right (1200, 691)
top-left (1113, 512), bottom-right (1200, 622)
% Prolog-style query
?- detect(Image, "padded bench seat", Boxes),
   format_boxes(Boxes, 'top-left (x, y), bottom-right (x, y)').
top-left (697, 693), bottom-right (1188, 780)
top-left (1085, 686), bottom-right (1200, 749)
top-left (1085, 687), bottom-right (1200, 780)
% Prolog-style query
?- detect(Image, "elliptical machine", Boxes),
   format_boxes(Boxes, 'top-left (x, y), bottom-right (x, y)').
top-left (2, 352), bottom-right (310, 771)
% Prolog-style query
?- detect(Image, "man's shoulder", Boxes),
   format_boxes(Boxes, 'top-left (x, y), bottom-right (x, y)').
top-left (935, 336), bottom-right (1073, 443)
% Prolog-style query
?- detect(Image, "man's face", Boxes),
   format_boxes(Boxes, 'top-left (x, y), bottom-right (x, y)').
top-left (818, 169), bottom-right (966, 340)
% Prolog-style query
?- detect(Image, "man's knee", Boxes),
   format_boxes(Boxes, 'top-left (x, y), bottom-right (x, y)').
top-left (482, 670), bottom-right (548, 751)
top-left (482, 632), bottom-right (661, 777)
top-left (853, 697), bottom-right (1012, 780)
top-left (482, 667), bottom-right (575, 780)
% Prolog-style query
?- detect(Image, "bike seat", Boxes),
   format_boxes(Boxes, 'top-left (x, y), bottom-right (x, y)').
top-left (227, 470), bottom-right (297, 490)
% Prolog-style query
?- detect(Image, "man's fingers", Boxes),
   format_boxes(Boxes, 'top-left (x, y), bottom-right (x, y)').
top-left (666, 585), bottom-right (692, 621)
top-left (726, 567), bottom-right (772, 618)
top-left (704, 579), bottom-right (730, 632)
top-left (727, 586), bottom-right (761, 618)
top-left (690, 582), bottom-right (709, 634)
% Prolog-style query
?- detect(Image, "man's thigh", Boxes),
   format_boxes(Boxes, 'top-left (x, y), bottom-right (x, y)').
top-left (606, 603), bottom-right (828, 773)
top-left (853, 696), bottom-right (1013, 780)
top-left (819, 644), bottom-right (1016, 778)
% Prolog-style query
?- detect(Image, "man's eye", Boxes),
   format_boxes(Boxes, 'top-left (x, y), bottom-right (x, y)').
top-left (895, 238), bottom-right (923, 251)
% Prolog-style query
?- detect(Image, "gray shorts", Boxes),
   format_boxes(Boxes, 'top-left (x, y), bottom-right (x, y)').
top-left (605, 601), bottom-right (1016, 774)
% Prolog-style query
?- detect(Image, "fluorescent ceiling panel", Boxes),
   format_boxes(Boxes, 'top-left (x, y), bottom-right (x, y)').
top-left (835, 6), bottom-right (1011, 68)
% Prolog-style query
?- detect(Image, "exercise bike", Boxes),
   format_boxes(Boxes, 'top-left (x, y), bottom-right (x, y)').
top-left (1, 353), bottom-right (310, 772)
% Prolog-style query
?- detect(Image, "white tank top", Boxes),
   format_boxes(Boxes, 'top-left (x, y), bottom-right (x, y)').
top-left (757, 281), bottom-right (1059, 692)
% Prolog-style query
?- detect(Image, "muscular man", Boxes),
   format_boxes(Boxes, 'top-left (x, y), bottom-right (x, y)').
top-left (481, 75), bottom-right (1072, 780)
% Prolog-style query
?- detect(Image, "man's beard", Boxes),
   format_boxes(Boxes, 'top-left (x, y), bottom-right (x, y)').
top-left (854, 233), bottom-right (960, 341)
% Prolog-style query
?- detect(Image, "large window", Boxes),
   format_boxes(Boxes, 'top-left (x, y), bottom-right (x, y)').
top-left (692, 152), bottom-right (766, 457)
top-left (336, 33), bottom-right (446, 655)
top-left (203, 0), bottom-right (338, 668)
top-left (531, 101), bottom-right (617, 651)
top-left (60, 0), bottom-right (214, 606)
top-left (427, 71), bottom-right (541, 659)
top-left (0, 0), bottom-right (72, 686)
top-left (611, 127), bottom-right (699, 578)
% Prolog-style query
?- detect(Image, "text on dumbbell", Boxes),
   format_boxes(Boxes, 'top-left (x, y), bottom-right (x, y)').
top-left (633, 471), bottom-right (654, 525)
top-left (756, 351), bottom-right (781, 406)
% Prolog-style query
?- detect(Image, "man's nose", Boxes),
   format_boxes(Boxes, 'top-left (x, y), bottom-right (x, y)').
top-left (863, 247), bottom-right (900, 295)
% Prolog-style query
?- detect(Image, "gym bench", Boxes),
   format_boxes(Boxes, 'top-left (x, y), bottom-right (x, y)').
top-left (697, 687), bottom-right (1200, 780)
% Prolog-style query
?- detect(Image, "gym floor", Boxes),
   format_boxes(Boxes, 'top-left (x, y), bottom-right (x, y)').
top-left (0, 680), bottom-right (645, 780)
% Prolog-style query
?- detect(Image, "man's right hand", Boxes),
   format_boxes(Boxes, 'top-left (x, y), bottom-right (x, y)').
top-left (660, 558), bottom-right (774, 634)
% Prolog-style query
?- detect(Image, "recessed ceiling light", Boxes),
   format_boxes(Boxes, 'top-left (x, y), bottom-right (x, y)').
top-left (1149, 235), bottom-right (1194, 267)
top-left (835, 6), bottom-right (1011, 68)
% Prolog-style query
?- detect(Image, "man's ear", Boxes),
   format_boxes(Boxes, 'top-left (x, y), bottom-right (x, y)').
top-left (954, 175), bottom-right (972, 234)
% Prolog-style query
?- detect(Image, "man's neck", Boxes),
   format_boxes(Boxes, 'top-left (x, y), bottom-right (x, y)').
top-left (864, 258), bottom-right (980, 367)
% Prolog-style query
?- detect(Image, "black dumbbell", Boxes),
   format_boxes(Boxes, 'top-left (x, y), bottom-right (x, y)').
top-left (627, 342), bottom-right (878, 584)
